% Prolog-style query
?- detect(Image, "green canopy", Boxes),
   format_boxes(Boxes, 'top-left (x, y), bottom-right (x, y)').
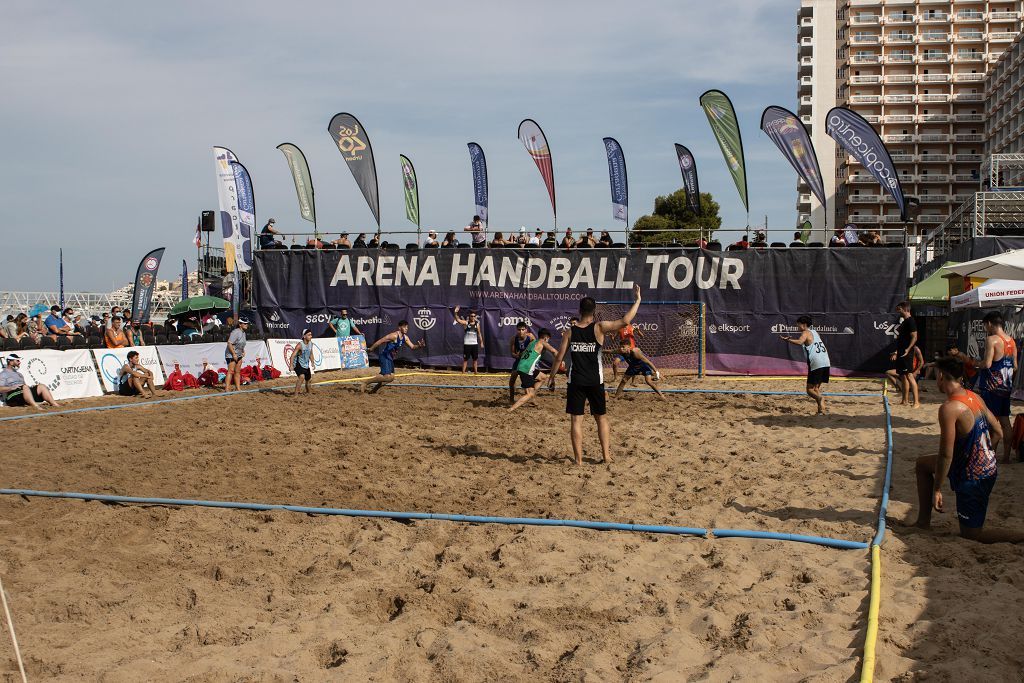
top-left (909, 262), bottom-right (957, 306)
top-left (169, 295), bottom-right (230, 316)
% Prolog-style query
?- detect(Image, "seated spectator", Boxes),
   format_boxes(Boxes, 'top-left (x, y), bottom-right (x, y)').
top-left (108, 306), bottom-right (123, 327)
top-left (28, 315), bottom-right (45, 343)
top-left (99, 312), bottom-right (111, 330)
top-left (0, 354), bottom-right (60, 409)
top-left (128, 320), bottom-right (145, 346)
top-left (259, 218), bottom-right (286, 249)
top-left (829, 228), bottom-right (846, 247)
top-left (441, 231), bottom-right (457, 248)
top-left (117, 350), bottom-right (156, 398)
top-left (73, 313), bottom-right (88, 334)
top-left (0, 315), bottom-right (11, 339)
top-left (515, 227), bottom-right (529, 245)
top-left (179, 314), bottom-right (201, 340)
top-left (8, 314), bottom-right (26, 341)
top-left (868, 230), bottom-right (883, 246)
top-left (542, 231), bottom-right (557, 248)
top-left (490, 232), bottom-right (507, 247)
top-left (697, 237), bottom-right (708, 248)
top-left (790, 231), bottom-right (805, 247)
top-left (44, 305), bottom-right (75, 337)
top-left (367, 232), bottom-right (381, 249)
top-left (104, 315), bottom-right (130, 348)
top-left (579, 228), bottom-right (597, 248)
top-left (306, 236), bottom-right (325, 249)
top-left (162, 318), bottom-right (177, 335)
top-left (529, 230), bottom-right (543, 246)
top-left (423, 230), bottom-right (439, 248)
top-left (560, 229), bottom-right (576, 249)
top-left (331, 232), bottom-right (352, 248)
top-left (599, 230), bottom-right (613, 247)
top-left (353, 232), bottom-right (368, 248)
top-left (731, 234), bottom-right (750, 250)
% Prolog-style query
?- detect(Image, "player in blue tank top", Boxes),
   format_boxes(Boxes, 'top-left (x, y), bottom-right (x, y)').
top-left (910, 356), bottom-right (1024, 543)
top-left (780, 315), bottom-right (831, 415)
top-left (360, 320), bottom-right (425, 394)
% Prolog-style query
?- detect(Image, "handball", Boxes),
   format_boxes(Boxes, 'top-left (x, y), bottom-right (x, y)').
top-left (653, 370), bottom-right (661, 381)
top-left (559, 361), bottom-right (567, 373)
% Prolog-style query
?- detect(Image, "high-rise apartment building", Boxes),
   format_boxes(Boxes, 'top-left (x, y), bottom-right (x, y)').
top-left (798, 0), bottom-right (1022, 236)
top-left (986, 30), bottom-right (1024, 186)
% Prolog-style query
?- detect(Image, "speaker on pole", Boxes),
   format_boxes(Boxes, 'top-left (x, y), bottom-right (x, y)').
top-left (200, 210), bottom-right (215, 232)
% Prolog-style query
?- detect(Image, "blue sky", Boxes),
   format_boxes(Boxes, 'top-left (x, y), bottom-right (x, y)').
top-left (1, 0), bottom-right (800, 291)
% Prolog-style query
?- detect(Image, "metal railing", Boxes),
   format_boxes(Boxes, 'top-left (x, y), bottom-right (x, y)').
top-left (0, 291), bottom-right (182, 320)
top-left (916, 190), bottom-right (1024, 269)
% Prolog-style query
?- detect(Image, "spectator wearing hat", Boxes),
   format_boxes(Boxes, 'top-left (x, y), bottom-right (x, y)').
top-left (117, 350), bottom-right (157, 398)
top-left (224, 316), bottom-right (250, 392)
top-left (44, 305), bottom-right (74, 338)
top-left (288, 329), bottom-right (315, 396)
top-left (331, 232), bottom-right (352, 248)
top-left (0, 354), bottom-right (60, 409)
top-left (105, 315), bottom-right (130, 349)
top-left (259, 218), bottom-right (285, 249)
top-left (423, 230), bottom-right (439, 248)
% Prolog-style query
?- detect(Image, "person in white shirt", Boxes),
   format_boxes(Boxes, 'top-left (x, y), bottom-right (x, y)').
top-left (466, 215), bottom-right (487, 248)
top-left (529, 229), bottom-right (542, 246)
top-left (454, 306), bottom-right (484, 374)
top-left (423, 230), bottom-right (439, 247)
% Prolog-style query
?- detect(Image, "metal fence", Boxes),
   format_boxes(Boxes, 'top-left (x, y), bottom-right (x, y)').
top-left (916, 190), bottom-right (1024, 268)
top-left (0, 291), bottom-right (182, 320)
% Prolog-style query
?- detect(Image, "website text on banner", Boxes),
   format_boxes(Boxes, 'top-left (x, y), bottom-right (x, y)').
top-left (0, 349), bottom-right (103, 401)
top-left (91, 347), bottom-right (165, 393)
top-left (252, 249), bottom-right (906, 375)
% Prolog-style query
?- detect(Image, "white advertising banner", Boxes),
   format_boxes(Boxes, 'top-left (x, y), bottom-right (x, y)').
top-left (266, 338), bottom-right (342, 376)
top-left (0, 349), bottom-right (103, 401)
top-left (245, 340), bottom-right (273, 368)
top-left (156, 341), bottom-right (271, 378)
top-left (213, 146), bottom-right (244, 273)
top-left (91, 346), bottom-right (165, 393)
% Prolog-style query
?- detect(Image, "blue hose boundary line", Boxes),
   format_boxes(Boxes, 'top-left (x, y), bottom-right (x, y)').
top-left (381, 383), bottom-right (880, 398)
top-left (0, 488), bottom-right (871, 549)
top-left (872, 396), bottom-right (895, 547)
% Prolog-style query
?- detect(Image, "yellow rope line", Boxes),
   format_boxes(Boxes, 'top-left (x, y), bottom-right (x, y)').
top-left (709, 376), bottom-right (877, 382)
top-left (860, 544), bottom-right (882, 682)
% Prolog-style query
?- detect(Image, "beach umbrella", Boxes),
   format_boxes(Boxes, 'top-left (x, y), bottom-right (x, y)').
top-left (943, 249), bottom-right (1024, 281)
top-left (168, 295), bottom-right (230, 317)
top-left (29, 303), bottom-right (48, 317)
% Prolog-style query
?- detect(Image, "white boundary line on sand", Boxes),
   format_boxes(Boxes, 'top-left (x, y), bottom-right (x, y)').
top-left (0, 574), bottom-right (27, 682)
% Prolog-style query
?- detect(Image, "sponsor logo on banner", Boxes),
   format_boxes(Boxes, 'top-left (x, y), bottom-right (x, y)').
top-left (677, 319), bottom-right (699, 337)
top-left (679, 155), bottom-right (692, 170)
top-left (0, 349), bottom-right (103, 400)
top-left (139, 273), bottom-right (154, 287)
top-left (548, 315), bottom-right (574, 331)
top-left (633, 322), bottom-right (659, 332)
top-left (145, 257), bottom-right (158, 271)
top-left (414, 308), bottom-right (436, 331)
top-left (708, 323), bottom-right (751, 334)
top-left (334, 123), bottom-right (367, 160)
top-left (354, 314), bottom-right (390, 326)
top-left (873, 320), bottom-right (900, 339)
top-left (498, 315), bottom-right (532, 328)
top-left (771, 323), bottom-right (855, 335)
top-left (264, 310), bottom-right (290, 330)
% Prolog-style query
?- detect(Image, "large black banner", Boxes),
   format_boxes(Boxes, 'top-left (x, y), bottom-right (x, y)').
top-left (253, 248), bottom-right (907, 374)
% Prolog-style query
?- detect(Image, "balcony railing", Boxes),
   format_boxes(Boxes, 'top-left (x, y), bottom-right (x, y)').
top-left (954, 173), bottom-right (980, 182)
top-left (919, 113), bottom-right (951, 122)
top-left (920, 174), bottom-right (950, 182)
top-left (920, 134), bottom-right (951, 142)
top-left (850, 74), bottom-right (883, 84)
top-left (990, 32), bottom-right (1018, 41)
top-left (884, 53), bottom-right (915, 63)
top-left (885, 133), bottom-right (917, 143)
top-left (850, 94), bottom-right (883, 104)
top-left (800, 95), bottom-right (813, 106)
top-left (851, 14), bottom-right (881, 25)
top-left (954, 133), bottom-right (984, 142)
top-left (954, 32), bottom-right (985, 42)
top-left (920, 13), bottom-right (950, 23)
top-left (850, 175), bottom-right (877, 183)
top-left (954, 12), bottom-right (985, 22)
top-left (849, 194), bottom-right (882, 203)
top-left (885, 14), bottom-right (915, 24)
top-left (885, 114), bottom-right (916, 123)
top-left (919, 94), bottom-right (950, 103)
top-left (919, 216), bottom-right (945, 224)
top-left (953, 193), bottom-right (974, 202)
top-left (920, 73), bottom-right (950, 83)
top-left (953, 73), bottom-right (985, 82)
top-left (801, 36), bottom-right (815, 47)
top-left (954, 52), bottom-right (985, 62)
top-left (800, 75), bottom-right (813, 87)
top-left (884, 94), bottom-right (916, 103)
top-left (801, 56), bottom-right (814, 67)
top-left (884, 33), bottom-right (915, 43)
top-left (955, 153), bottom-right (984, 162)
top-left (954, 92), bottom-right (985, 101)
top-left (861, 114), bottom-right (882, 123)
top-left (989, 11), bottom-right (1020, 21)
top-left (954, 113), bottom-right (984, 122)
top-left (884, 73), bottom-right (916, 83)
top-left (849, 214), bottom-right (882, 223)
top-left (920, 195), bottom-right (951, 203)
top-left (920, 32), bottom-right (950, 42)
top-left (919, 153), bottom-right (951, 162)
top-left (851, 34), bottom-right (881, 43)
top-left (890, 153), bottom-right (917, 162)
top-left (851, 54), bottom-right (882, 63)
top-left (921, 52), bottom-right (951, 62)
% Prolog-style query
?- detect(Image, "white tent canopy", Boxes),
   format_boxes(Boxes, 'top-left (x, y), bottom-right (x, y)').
top-left (943, 249), bottom-right (1024, 281)
top-left (950, 279), bottom-right (1024, 310)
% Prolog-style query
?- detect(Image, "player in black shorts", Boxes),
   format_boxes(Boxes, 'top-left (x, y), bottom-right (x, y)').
top-left (507, 321), bottom-right (535, 403)
top-left (549, 284), bottom-right (642, 465)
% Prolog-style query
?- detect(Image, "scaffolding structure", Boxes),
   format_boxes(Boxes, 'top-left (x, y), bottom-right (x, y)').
top-left (0, 291), bottom-right (182, 320)
top-left (986, 152), bottom-right (1024, 191)
top-left (916, 189), bottom-right (1024, 269)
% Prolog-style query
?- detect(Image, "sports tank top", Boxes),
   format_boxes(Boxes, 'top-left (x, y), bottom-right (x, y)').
top-left (464, 321), bottom-right (479, 345)
top-left (804, 329), bottom-right (830, 371)
top-left (295, 341), bottom-right (313, 369)
top-left (516, 339), bottom-right (544, 374)
top-left (568, 322), bottom-right (603, 386)
top-left (981, 335), bottom-right (1016, 397)
top-left (513, 335), bottom-right (531, 356)
top-left (948, 391), bottom-right (998, 489)
top-left (106, 327), bottom-right (127, 348)
top-left (381, 332), bottom-right (405, 359)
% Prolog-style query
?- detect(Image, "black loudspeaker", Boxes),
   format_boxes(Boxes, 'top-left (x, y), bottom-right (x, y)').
top-left (200, 210), bottom-right (215, 232)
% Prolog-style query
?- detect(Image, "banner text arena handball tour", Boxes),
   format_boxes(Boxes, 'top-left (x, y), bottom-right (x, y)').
top-left (253, 247), bottom-right (906, 375)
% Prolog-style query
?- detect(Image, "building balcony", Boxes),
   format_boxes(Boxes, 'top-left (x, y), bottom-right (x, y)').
top-left (953, 113), bottom-right (984, 122)
top-left (800, 16), bottom-right (814, 28)
top-left (954, 153), bottom-right (983, 162)
top-left (884, 33), bottom-right (916, 43)
top-left (885, 133), bottom-right (917, 143)
top-left (850, 74), bottom-right (883, 85)
top-left (801, 36), bottom-right (815, 47)
top-left (851, 14), bottom-right (881, 25)
top-left (800, 56), bottom-right (814, 68)
top-left (919, 93), bottom-right (951, 103)
top-left (953, 72), bottom-right (985, 82)
top-left (920, 153), bottom-right (951, 162)
top-left (954, 92), bottom-right (985, 101)
top-left (851, 34), bottom-right (881, 44)
top-left (954, 133), bottom-right (984, 142)
top-left (920, 32), bottom-right (950, 42)
top-left (884, 73), bottom-right (915, 83)
top-left (800, 95), bottom-right (813, 106)
top-left (883, 215), bottom-right (906, 223)
top-left (920, 113), bottom-right (951, 122)
top-left (954, 193), bottom-right (975, 202)
top-left (849, 214), bottom-right (882, 223)
top-left (799, 194), bottom-right (812, 204)
top-left (954, 173), bottom-right (980, 182)
top-left (801, 115), bottom-right (813, 125)
top-left (884, 53), bottom-right (915, 63)
top-left (919, 216), bottom-right (946, 224)
top-left (919, 195), bottom-right (950, 203)
top-left (920, 13), bottom-right (951, 23)
top-left (990, 32), bottom-right (1018, 42)
top-left (920, 73), bottom-right (950, 83)
top-left (954, 52), bottom-right (985, 62)
top-left (890, 153), bottom-right (917, 162)
top-left (884, 13), bottom-right (916, 24)
top-left (851, 94), bottom-right (884, 104)
top-left (920, 174), bottom-right (950, 182)
top-left (861, 114), bottom-right (882, 123)
top-left (954, 31), bottom-right (985, 42)
top-left (954, 12), bottom-right (985, 23)
top-left (885, 114), bottom-right (917, 123)
top-left (852, 53), bottom-right (882, 63)
top-left (800, 75), bottom-right (813, 88)
top-left (919, 0), bottom-right (949, 4)
top-left (849, 194), bottom-right (882, 203)
top-left (989, 11), bottom-right (1021, 21)
top-left (920, 133), bottom-right (951, 142)
top-left (850, 175), bottom-right (877, 183)
top-left (884, 94), bottom-right (916, 103)
top-left (921, 52), bottom-right (951, 62)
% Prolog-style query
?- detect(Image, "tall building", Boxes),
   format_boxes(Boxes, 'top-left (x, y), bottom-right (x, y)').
top-left (986, 29), bottom-right (1024, 186)
top-left (798, 0), bottom-right (1023, 237)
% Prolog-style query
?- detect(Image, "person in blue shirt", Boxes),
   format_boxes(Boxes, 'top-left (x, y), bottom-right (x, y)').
top-left (359, 321), bottom-right (425, 394)
top-left (781, 315), bottom-right (831, 415)
top-left (44, 305), bottom-right (74, 338)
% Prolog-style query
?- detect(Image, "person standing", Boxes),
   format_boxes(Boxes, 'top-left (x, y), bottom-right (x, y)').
top-left (328, 308), bottom-right (362, 339)
top-left (224, 316), bottom-right (250, 392)
top-left (466, 215), bottom-right (487, 248)
top-left (890, 301), bottom-right (920, 407)
top-left (549, 284), bottom-right (642, 465)
top-left (780, 315), bottom-right (831, 415)
top-left (507, 321), bottom-right (536, 403)
top-left (973, 311), bottom-right (1018, 463)
top-left (454, 306), bottom-right (484, 374)
top-left (288, 329), bottom-right (315, 396)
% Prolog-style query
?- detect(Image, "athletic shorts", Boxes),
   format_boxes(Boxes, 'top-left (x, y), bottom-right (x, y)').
top-left (954, 476), bottom-right (996, 529)
top-left (624, 364), bottom-right (653, 378)
top-left (807, 366), bottom-right (830, 386)
top-left (980, 390), bottom-right (1012, 418)
top-left (225, 354), bottom-right (242, 366)
top-left (463, 344), bottom-right (479, 361)
top-left (118, 379), bottom-right (140, 396)
top-left (379, 354), bottom-right (395, 376)
top-left (518, 370), bottom-right (540, 389)
top-left (895, 353), bottom-right (915, 375)
top-left (4, 386), bottom-right (43, 407)
top-left (294, 363), bottom-right (311, 380)
top-left (566, 383), bottom-right (606, 416)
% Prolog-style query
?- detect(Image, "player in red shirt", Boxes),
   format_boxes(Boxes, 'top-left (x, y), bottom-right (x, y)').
top-left (611, 323), bottom-right (644, 384)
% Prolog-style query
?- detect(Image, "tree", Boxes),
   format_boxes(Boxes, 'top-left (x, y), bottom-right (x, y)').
top-left (630, 190), bottom-right (722, 246)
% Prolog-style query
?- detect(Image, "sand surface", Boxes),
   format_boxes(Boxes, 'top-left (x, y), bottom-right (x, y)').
top-left (0, 371), bottom-right (1021, 680)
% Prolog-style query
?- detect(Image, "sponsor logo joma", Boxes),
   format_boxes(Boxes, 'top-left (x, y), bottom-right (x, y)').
top-left (498, 315), bottom-right (532, 328)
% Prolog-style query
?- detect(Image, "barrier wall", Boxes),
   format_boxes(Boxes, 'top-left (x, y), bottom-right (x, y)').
top-left (0, 349), bottom-right (103, 401)
top-left (91, 346), bottom-right (166, 392)
top-left (252, 248), bottom-right (909, 374)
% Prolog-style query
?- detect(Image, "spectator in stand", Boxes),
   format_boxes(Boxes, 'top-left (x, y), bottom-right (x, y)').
top-left (108, 306), bottom-right (122, 328)
top-left (45, 305), bottom-right (75, 338)
top-left (466, 215), bottom-right (487, 248)
top-left (599, 230), bottom-right (613, 247)
top-left (441, 231), bottom-right (457, 248)
top-left (99, 312), bottom-right (110, 331)
top-left (529, 230), bottom-right (543, 246)
top-left (516, 227), bottom-right (529, 245)
top-left (162, 318), bottom-right (177, 335)
top-left (0, 354), bottom-right (60, 409)
top-left (731, 234), bottom-right (750, 250)
top-left (353, 232), bottom-right (368, 248)
top-left (328, 308), bottom-right (362, 339)
top-left (542, 231), bottom-right (557, 248)
top-left (306, 235), bottom-right (325, 249)
top-left (697, 236), bottom-right (708, 249)
top-left (423, 230), bottom-right (439, 248)
top-left (224, 316), bottom-right (250, 392)
top-left (128, 320), bottom-right (145, 346)
top-left (9, 314), bottom-right (27, 341)
top-left (367, 232), bottom-right (381, 249)
top-left (560, 229), bottom-right (577, 249)
top-left (579, 228), bottom-right (597, 248)
top-left (2, 315), bottom-right (14, 340)
top-left (490, 232), bottom-right (507, 247)
top-left (105, 315), bottom-right (130, 349)
top-left (790, 231), bottom-right (804, 247)
top-left (72, 313), bottom-right (88, 334)
top-left (117, 350), bottom-right (156, 398)
top-left (868, 230), bottom-right (883, 246)
top-left (180, 314), bottom-right (201, 340)
top-left (259, 218), bottom-right (285, 249)
top-left (829, 228), bottom-right (846, 247)
top-left (28, 315), bottom-right (44, 343)
top-left (331, 232), bottom-right (352, 248)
